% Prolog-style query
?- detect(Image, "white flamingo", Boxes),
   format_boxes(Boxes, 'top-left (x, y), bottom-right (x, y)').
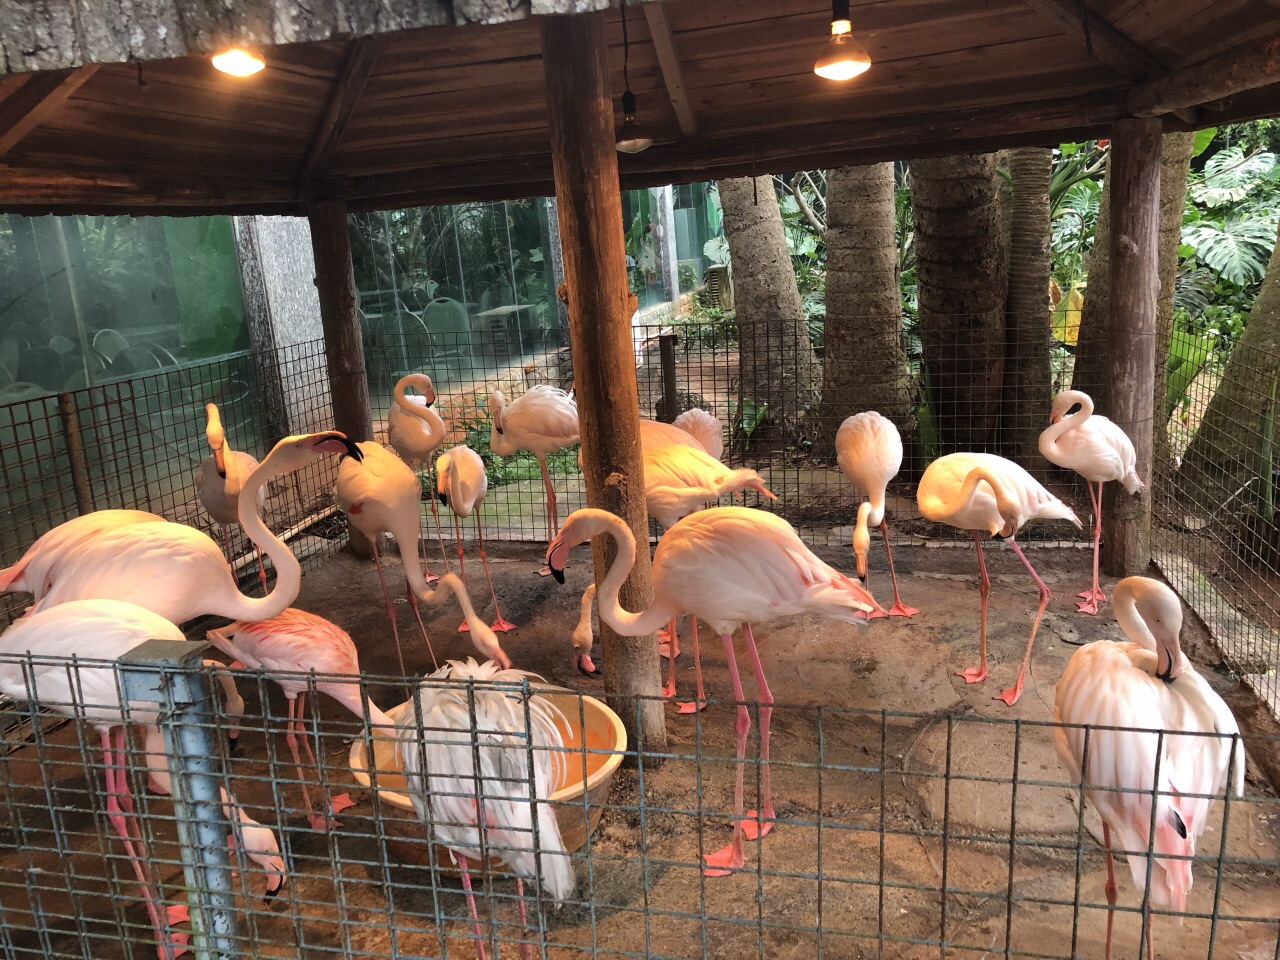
top-left (0, 599), bottom-right (194, 959)
top-left (488, 386), bottom-right (579, 574)
top-left (387, 373), bottom-right (451, 583)
top-left (917, 452), bottom-right (1080, 706)
top-left (548, 506), bottom-right (880, 876)
top-left (836, 411), bottom-right (918, 618)
top-left (394, 658), bottom-right (574, 960)
top-left (435, 445), bottom-right (516, 633)
top-left (1039, 389), bottom-right (1144, 615)
top-left (577, 410), bottom-right (726, 471)
top-left (1054, 577), bottom-right (1244, 960)
top-left (8, 433), bottom-right (362, 625)
top-left (206, 608), bottom-right (395, 831)
top-left (194, 402), bottom-right (268, 593)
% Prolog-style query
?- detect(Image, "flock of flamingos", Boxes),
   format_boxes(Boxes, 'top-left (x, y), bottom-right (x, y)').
top-left (0, 372), bottom-right (1248, 960)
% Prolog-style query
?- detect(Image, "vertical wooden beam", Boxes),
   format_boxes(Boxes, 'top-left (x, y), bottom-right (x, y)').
top-left (540, 12), bottom-right (666, 754)
top-left (1102, 117), bottom-right (1161, 576)
top-left (307, 200), bottom-right (373, 555)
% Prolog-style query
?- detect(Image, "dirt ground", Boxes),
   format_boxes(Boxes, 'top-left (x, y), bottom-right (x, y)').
top-left (2, 536), bottom-right (1279, 960)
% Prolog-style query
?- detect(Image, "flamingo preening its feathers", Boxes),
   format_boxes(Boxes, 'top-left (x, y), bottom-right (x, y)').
top-left (548, 506), bottom-right (880, 876)
top-left (1054, 577), bottom-right (1244, 960)
top-left (1039, 389), bottom-right (1144, 615)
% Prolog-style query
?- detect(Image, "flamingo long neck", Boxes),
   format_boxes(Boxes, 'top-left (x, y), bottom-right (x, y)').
top-left (322, 683), bottom-right (395, 730)
top-left (938, 464), bottom-right (1015, 535)
top-left (489, 397), bottom-right (516, 456)
top-left (1040, 393), bottom-right (1094, 460)
top-left (229, 449), bottom-right (307, 620)
top-left (854, 500), bottom-right (874, 555)
top-left (584, 513), bottom-right (675, 637)
top-left (222, 442), bottom-right (244, 499)
top-left (1112, 587), bottom-right (1160, 654)
top-left (395, 381), bottom-right (446, 449)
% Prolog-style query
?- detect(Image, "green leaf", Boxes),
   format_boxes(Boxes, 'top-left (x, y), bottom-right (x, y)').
top-left (1166, 328), bottom-right (1214, 418)
top-left (1191, 127), bottom-right (1217, 159)
top-left (1050, 283), bottom-right (1083, 345)
top-left (1182, 214), bottom-right (1279, 286)
top-left (1189, 146), bottom-right (1278, 207)
top-left (739, 398), bottom-right (769, 437)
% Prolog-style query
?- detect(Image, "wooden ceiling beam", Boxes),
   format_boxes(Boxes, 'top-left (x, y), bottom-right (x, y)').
top-left (298, 38), bottom-right (381, 185)
top-left (1017, 0), bottom-right (1165, 81)
top-left (642, 2), bottom-right (697, 138)
top-left (1129, 33), bottom-right (1280, 118)
top-left (0, 65), bottom-right (100, 159)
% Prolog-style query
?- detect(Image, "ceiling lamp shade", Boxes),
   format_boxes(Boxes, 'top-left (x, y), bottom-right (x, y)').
top-left (616, 90), bottom-right (654, 155)
top-left (814, 0), bottom-right (871, 81)
top-left (212, 48), bottom-right (266, 77)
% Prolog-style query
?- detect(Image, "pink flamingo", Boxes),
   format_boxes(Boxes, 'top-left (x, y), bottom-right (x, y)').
top-left (0, 599), bottom-right (195, 959)
top-left (578, 409), bottom-right (726, 470)
top-left (488, 386), bottom-right (579, 575)
top-left (7, 433), bottom-right (362, 625)
top-left (836, 411), bottom-right (918, 618)
top-left (917, 452), bottom-right (1080, 706)
top-left (548, 506), bottom-right (880, 876)
top-left (387, 373), bottom-right (450, 583)
top-left (206, 608), bottom-right (396, 831)
top-left (1039, 389), bottom-right (1143, 615)
top-left (1054, 577), bottom-right (1244, 960)
top-left (194, 402), bottom-right (268, 594)
top-left (435, 444), bottom-right (517, 633)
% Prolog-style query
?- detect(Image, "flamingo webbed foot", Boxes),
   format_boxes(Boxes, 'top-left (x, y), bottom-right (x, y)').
top-left (165, 904), bottom-right (190, 926)
top-left (308, 813), bottom-right (340, 832)
top-left (658, 639), bottom-right (680, 660)
top-left (491, 618), bottom-right (517, 633)
top-left (158, 932), bottom-right (191, 959)
top-left (676, 698), bottom-right (708, 715)
top-left (703, 840), bottom-right (746, 877)
top-left (739, 809), bottom-right (775, 842)
top-left (330, 793), bottom-right (357, 815)
top-left (661, 679), bottom-right (677, 699)
top-left (888, 601), bottom-right (920, 618)
top-left (423, 570), bottom-right (441, 584)
top-left (996, 678), bottom-right (1025, 707)
top-left (1076, 599), bottom-right (1102, 615)
top-left (1077, 586), bottom-right (1106, 602)
top-left (457, 621), bottom-right (470, 633)
top-left (957, 666), bottom-right (989, 684)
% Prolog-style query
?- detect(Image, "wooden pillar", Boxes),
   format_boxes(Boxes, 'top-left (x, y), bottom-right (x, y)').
top-left (307, 200), bottom-right (374, 556)
top-left (1102, 117), bottom-right (1161, 575)
top-left (541, 12), bottom-right (666, 754)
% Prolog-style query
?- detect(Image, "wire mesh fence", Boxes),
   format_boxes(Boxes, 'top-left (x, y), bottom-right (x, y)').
top-left (0, 652), bottom-right (1276, 960)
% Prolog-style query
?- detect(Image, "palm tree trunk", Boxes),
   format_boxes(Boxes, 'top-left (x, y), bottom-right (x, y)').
top-left (1154, 132), bottom-right (1196, 477)
top-left (819, 163), bottom-right (913, 455)
top-left (910, 154), bottom-right (1007, 453)
top-left (718, 175), bottom-right (820, 443)
top-left (1002, 148), bottom-right (1053, 476)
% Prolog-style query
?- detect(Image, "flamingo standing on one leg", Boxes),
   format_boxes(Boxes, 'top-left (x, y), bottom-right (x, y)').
top-left (1054, 577), bottom-right (1244, 960)
top-left (194, 403), bottom-right (268, 595)
top-left (1039, 390), bottom-right (1143, 615)
top-left (917, 452), bottom-right (1080, 706)
top-left (435, 445), bottom-right (516, 634)
top-left (488, 386), bottom-right (579, 575)
top-left (0, 599), bottom-right (197, 959)
top-left (387, 373), bottom-right (451, 584)
top-left (205, 608), bottom-right (396, 830)
top-left (395, 658), bottom-right (575, 960)
top-left (836, 411), bottom-right (918, 618)
top-left (548, 506), bottom-right (880, 876)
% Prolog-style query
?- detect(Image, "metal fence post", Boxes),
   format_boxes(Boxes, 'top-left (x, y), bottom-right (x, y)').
top-left (659, 333), bottom-right (679, 422)
top-left (119, 639), bottom-right (239, 960)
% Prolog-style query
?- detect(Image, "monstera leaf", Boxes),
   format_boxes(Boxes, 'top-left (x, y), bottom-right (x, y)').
top-left (1189, 146), bottom-right (1277, 207)
top-left (1183, 214), bottom-right (1279, 286)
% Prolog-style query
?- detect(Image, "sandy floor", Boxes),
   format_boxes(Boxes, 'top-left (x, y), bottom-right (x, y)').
top-left (2, 537), bottom-right (1279, 960)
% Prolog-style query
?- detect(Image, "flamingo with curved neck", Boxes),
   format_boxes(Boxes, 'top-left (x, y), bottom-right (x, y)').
top-left (388, 373), bottom-right (451, 582)
top-left (917, 452), bottom-right (1080, 706)
top-left (1039, 389), bottom-right (1143, 615)
top-left (548, 505), bottom-right (880, 877)
top-left (195, 402), bottom-right (268, 593)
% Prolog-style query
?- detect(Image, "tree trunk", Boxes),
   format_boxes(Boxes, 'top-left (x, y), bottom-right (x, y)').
top-left (818, 163), bottom-right (913, 455)
top-left (1071, 154), bottom-right (1112, 406)
top-left (1153, 132), bottom-right (1196, 478)
top-left (1002, 147), bottom-right (1053, 476)
top-left (1179, 223), bottom-right (1280, 504)
top-left (718, 176), bottom-right (820, 444)
top-left (910, 154), bottom-right (1007, 453)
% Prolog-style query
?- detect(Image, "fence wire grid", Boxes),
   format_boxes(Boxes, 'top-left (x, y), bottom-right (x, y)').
top-left (0, 654), bottom-right (1276, 960)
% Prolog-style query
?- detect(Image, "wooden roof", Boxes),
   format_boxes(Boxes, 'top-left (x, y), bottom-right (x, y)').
top-left (2, 0), bottom-right (1279, 215)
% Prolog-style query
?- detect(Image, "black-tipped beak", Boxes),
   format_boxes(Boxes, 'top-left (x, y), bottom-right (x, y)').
top-left (991, 532), bottom-right (1005, 541)
top-left (551, 565), bottom-right (565, 584)
top-left (228, 732), bottom-right (240, 754)
top-left (340, 436), bottom-right (364, 462)
top-left (437, 492), bottom-right (449, 507)
top-left (262, 883), bottom-right (281, 905)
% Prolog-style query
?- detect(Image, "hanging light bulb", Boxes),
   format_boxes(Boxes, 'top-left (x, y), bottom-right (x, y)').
top-left (814, 0), bottom-right (871, 81)
top-left (616, 1), bottom-right (653, 154)
top-left (212, 48), bottom-right (266, 77)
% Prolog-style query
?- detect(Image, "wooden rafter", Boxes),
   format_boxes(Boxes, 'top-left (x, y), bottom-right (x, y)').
top-left (1017, 0), bottom-right (1164, 81)
top-left (298, 38), bottom-right (380, 184)
top-left (0, 65), bottom-right (100, 159)
top-left (1129, 33), bottom-right (1280, 118)
top-left (642, 2), bottom-right (697, 138)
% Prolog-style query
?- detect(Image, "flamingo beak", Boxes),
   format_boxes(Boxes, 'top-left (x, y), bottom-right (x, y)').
top-left (577, 654), bottom-right (599, 676)
top-left (228, 732), bottom-right (240, 753)
top-left (1050, 412), bottom-right (1061, 425)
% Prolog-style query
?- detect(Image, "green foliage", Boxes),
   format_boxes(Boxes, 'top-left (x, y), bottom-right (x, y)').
top-left (1188, 147), bottom-right (1278, 207)
top-left (1166, 319), bottom-right (1215, 419)
top-left (1182, 214), bottom-right (1280, 286)
top-left (678, 303), bottom-right (737, 349)
top-left (1192, 127), bottom-right (1218, 159)
top-left (737, 397), bottom-right (769, 438)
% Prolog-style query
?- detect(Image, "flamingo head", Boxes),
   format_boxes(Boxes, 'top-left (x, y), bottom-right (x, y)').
top-left (1116, 577), bottom-right (1184, 682)
top-left (548, 509), bottom-right (617, 583)
top-left (1049, 390), bottom-right (1090, 426)
top-left (853, 502), bottom-right (873, 580)
top-left (488, 391), bottom-right (506, 434)
top-left (470, 620), bottom-right (512, 671)
top-left (260, 855), bottom-right (288, 904)
top-left (205, 403), bottom-right (227, 475)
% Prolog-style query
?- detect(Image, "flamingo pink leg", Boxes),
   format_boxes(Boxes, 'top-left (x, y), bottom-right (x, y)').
top-left (1078, 480), bottom-right (1107, 614)
top-left (738, 623), bottom-right (775, 842)
top-left (958, 531), bottom-right (991, 685)
top-left (284, 696), bottom-right (328, 831)
top-left (455, 514), bottom-right (471, 634)
top-left (661, 618), bottom-right (679, 699)
top-left (457, 855), bottom-right (488, 960)
top-left (515, 877), bottom-right (532, 960)
top-left (255, 546), bottom-right (269, 598)
top-left (1102, 822), bottom-right (1118, 960)
top-left (405, 585), bottom-right (439, 671)
top-left (370, 538), bottom-right (408, 676)
top-left (997, 536), bottom-right (1051, 707)
top-left (424, 463), bottom-right (446, 583)
top-left (704, 631), bottom-right (751, 876)
top-left (880, 519), bottom-right (919, 617)
top-left (676, 617), bottom-right (708, 714)
top-left (536, 455), bottom-right (557, 577)
top-left (477, 516), bottom-right (516, 632)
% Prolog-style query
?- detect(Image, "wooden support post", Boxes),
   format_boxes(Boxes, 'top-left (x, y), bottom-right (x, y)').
top-left (307, 200), bottom-right (374, 556)
top-left (541, 12), bottom-right (666, 755)
top-left (1102, 117), bottom-right (1161, 576)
